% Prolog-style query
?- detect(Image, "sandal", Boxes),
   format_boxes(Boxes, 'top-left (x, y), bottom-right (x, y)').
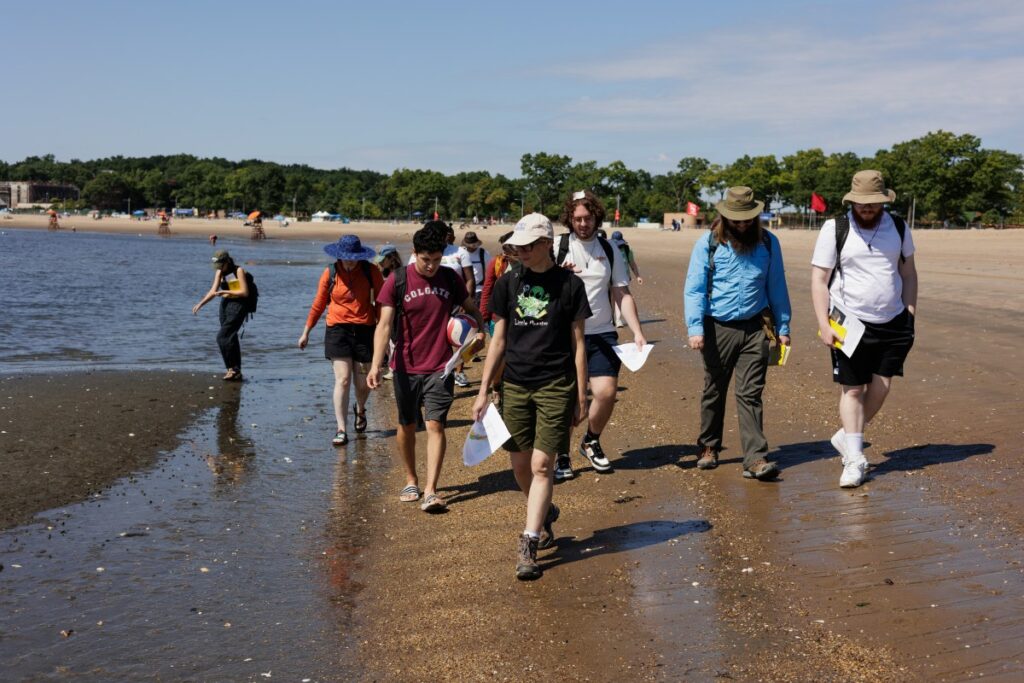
top-left (420, 493), bottom-right (447, 513)
top-left (399, 484), bottom-right (421, 503)
top-left (222, 369), bottom-right (243, 382)
top-left (353, 406), bottom-right (368, 434)
top-left (332, 429), bottom-right (348, 446)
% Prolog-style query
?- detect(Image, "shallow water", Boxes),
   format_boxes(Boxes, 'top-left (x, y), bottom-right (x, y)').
top-left (0, 229), bottom-right (401, 679)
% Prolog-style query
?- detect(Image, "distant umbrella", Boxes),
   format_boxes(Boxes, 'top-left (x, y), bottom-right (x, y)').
top-left (132, 210), bottom-right (146, 216)
top-left (411, 211), bottom-right (424, 216)
top-left (248, 210), bottom-right (262, 221)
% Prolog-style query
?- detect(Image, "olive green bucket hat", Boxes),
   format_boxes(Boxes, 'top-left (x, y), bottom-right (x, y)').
top-left (716, 186), bottom-right (764, 221)
top-left (843, 170), bottom-right (896, 205)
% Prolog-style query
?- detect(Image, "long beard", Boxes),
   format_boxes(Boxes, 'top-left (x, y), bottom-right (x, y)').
top-left (726, 224), bottom-right (761, 253)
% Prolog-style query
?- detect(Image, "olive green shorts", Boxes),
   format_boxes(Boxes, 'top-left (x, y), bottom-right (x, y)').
top-left (501, 375), bottom-right (578, 455)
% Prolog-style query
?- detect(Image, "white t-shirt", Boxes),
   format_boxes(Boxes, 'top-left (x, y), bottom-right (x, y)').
top-left (407, 245), bottom-right (471, 274)
top-left (811, 211), bottom-right (915, 324)
top-left (558, 233), bottom-right (629, 335)
top-left (457, 246), bottom-right (488, 294)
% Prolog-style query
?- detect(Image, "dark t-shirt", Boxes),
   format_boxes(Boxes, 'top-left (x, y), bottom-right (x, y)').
top-left (377, 264), bottom-right (468, 374)
top-left (491, 266), bottom-right (591, 387)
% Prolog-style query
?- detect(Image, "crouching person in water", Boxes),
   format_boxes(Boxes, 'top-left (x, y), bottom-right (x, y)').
top-left (192, 250), bottom-right (251, 381)
top-left (472, 213), bottom-right (591, 580)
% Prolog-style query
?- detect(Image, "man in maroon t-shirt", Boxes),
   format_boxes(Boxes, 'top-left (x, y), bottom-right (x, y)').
top-left (368, 222), bottom-right (485, 513)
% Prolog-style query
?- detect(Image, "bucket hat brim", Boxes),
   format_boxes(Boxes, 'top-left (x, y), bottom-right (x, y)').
top-left (324, 243), bottom-right (376, 261)
top-left (715, 199), bottom-right (764, 221)
top-left (842, 189), bottom-right (896, 205)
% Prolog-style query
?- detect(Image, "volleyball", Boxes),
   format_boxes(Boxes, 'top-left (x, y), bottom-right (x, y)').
top-left (446, 314), bottom-right (478, 347)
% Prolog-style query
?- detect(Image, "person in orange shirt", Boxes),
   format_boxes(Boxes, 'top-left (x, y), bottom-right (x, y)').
top-left (299, 235), bottom-right (384, 446)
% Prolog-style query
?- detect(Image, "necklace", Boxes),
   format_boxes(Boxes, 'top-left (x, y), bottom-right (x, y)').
top-left (853, 220), bottom-right (881, 252)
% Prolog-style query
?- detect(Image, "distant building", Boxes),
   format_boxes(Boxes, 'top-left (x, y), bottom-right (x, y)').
top-left (0, 181), bottom-right (80, 209)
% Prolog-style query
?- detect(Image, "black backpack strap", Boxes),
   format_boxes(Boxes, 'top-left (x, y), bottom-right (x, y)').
top-left (597, 236), bottom-right (615, 268)
top-left (556, 233), bottom-right (570, 265)
top-left (705, 232), bottom-right (718, 302)
top-left (327, 263), bottom-right (337, 297)
top-left (390, 265), bottom-right (408, 343)
top-left (360, 260), bottom-right (376, 305)
top-left (892, 215), bottom-right (907, 264)
top-left (829, 215), bottom-right (851, 289)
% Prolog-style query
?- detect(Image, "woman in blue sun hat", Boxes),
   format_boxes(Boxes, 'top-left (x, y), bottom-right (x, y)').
top-left (299, 235), bottom-right (384, 446)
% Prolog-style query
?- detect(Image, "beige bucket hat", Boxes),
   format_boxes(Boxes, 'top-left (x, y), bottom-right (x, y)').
top-left (843, 170), bottom-right (896, 205)
top-left (716, 186), bottom-right (764, 221)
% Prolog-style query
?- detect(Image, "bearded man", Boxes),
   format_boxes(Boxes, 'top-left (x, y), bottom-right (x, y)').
top-left (683, 187), bottom-right (792, 480)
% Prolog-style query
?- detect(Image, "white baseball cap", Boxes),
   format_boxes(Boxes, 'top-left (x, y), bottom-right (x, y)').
top-left (506, 213), bottom-right (553, 246)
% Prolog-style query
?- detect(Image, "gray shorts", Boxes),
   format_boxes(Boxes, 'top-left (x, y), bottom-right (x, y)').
top-left (392, 370), bottom-right (455, 426)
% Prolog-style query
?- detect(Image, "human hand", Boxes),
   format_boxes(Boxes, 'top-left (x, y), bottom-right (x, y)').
top-left (688, 335), bottom-right (704, 350)
top-left (471, 392), bottom-right (489, 422)
top-left (562, 261), bottom-right (582, 273)
top-left (634, 333), bottom-right (646, 351)
top-left (779, 335), bottom-right (791, 346)
top-left (366, 366), bottom-right (381, 389)
top-left (573, 398), bottom-right (587, 427)
top-left (819, 327), bottom-right (840, 348)
top-left (298, 333), bottom-right (308, 350)
top-left (192, 302), bottom-right (202, 315)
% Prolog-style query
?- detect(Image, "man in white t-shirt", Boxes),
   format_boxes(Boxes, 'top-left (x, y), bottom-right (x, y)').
top-left (457, 231), bottom-right (488, 304)
top-left (552, 189), bottom-right (646, 479)
top-left (810, 170), bottom-right (918, 488)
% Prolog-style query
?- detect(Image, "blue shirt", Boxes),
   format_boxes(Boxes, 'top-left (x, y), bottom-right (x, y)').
top-left (684, 231), bottom-right (792, 337)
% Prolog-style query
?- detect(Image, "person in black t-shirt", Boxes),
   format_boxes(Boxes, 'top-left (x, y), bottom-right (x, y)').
top-left (472, 213), bottom-right (591, 581)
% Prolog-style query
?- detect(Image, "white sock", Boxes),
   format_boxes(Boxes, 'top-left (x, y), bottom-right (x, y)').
top-left (845, 433), bottom-right (864, 459)
top-left (524, 530), bottom-right (540, 540)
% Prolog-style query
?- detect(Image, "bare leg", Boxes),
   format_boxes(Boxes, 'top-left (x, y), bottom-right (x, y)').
top-left (353, 361), bottom-right (371, 411)
top-left (524, 449), bottom-right (555, 535)
top-left (586, 375), bottom-right (618, 435)
top-left (396, 423), bottom-right (418, 488)
top-left (510, 450), bottom-right (532, 495)
top-left (862, 374), bottom-right (892, 425)
top-left (838, 384), bottom-right (866, 435)
top-left (423, 420), bottom-right (447, 496)
top-left (331, 358), bottom-right (354, 431)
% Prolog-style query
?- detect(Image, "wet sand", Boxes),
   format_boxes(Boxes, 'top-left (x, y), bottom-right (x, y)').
top-left (0, 371), bottom-right (215, 530)
top-left (3, 220), bottom-right (1023, 679)
top-left (350, 227), bottom-right (1024, 680)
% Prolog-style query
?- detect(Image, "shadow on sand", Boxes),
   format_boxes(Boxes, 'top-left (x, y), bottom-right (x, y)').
top-left (543, 519), bottom-right (711, 569)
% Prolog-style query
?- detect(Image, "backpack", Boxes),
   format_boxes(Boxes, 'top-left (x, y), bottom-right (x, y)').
top-left (328, 261), bottom-right (376, 306)
top-left (705, 229), bottom-right (772, 302)
top-left (390, 264), bottom-right (461, 343)
top-left (556, 233), bottom-right (615, 278)
top-left (243, 271), bottom-right (259, 316)
top-left (828, 213), bottom-right (907, 288)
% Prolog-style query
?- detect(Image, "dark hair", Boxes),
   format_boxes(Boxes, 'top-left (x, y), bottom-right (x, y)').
top-left (498, 231), bottom-right (514, 244)
top-left (413, 222), bottom-right (449, 254)
top-left (559, 189), bottom-right (606, 229)
top-left (712, 216), bottom-right (763, 254)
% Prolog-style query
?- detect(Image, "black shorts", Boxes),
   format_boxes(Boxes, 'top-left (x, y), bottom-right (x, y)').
top-left (586, 332), bottom-right (622, 378)
top-left (392, 370), bottom-right (455, 426)
top-left (324, 323), bottom-right (374, 363)
top-left (831, 309), bottom-right (915, 385)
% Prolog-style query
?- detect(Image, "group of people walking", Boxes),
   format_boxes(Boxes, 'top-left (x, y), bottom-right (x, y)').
top-left (192, 169), bottom-right (918, 581)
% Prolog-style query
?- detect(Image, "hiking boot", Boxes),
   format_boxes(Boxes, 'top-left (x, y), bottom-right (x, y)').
top-left (742, 459), bottom-right (780, 481)
top-left (553, 454), bottom-right (574, 481)
top-left (580, 437), bottom-right (612, 473)
top-left (538, 503), bottom-right (560, 550)
top-left (840, 456), bottom-right (868, 488)
top-left (696, 446), bottom-right (719, 470)
top-left (454, 372), bottom-right (470, 387)
top-left (830, 429), bottom-right (848, 460)
top-left (515, 534), bottom-right (541, 580)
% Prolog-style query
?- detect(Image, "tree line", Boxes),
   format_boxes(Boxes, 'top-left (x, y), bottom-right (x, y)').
top-left (2, 131), bottom-right (1020, 223)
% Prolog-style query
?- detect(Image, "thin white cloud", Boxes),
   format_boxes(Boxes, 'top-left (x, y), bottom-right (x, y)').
top-left (546, 0), bottom-right (1024, 155)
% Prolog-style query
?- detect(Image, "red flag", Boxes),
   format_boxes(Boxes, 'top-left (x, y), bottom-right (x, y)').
top-left (686, 201), bottom-right (699, 216)
top-left (614, 208), bottom-right (621, 222)
top-left (433, 210), bottom-right (439, 220)
top-left (810, 192), bottom-right (827, 213)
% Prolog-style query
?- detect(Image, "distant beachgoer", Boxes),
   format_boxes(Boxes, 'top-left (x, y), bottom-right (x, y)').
top-left (811, 170), bottom-right (917, 488)
top-left (479, 231), bottom-right (518, 405)
top-left (209, 234), bottom-right (218, 246)
top-left (610, 230), bottom-right (643, 327)
top-left (367, 221), bottom-right (485, 513)
top-left (299, 235), bottom-right (384, 446)
top-left (684, 187), bottom-right (791, 481)
top-left (192, 250), bottom-right (252, 381)
top-left (553, 190), bottom-right (646, 479)
top-left (375, 244), bottom-right (402, 278)
top-left (472, 213), bottom-right (590, 580)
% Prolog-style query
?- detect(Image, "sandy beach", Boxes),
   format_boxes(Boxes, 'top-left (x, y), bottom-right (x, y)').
top-left (2, 219), bottom-right (1023, 679)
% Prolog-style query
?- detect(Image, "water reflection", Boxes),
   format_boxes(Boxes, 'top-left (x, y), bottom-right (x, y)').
top-left (205, 385), bottom-right (256, 487)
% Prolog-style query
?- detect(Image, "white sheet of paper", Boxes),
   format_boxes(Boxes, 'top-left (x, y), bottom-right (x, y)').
top-left (441, 337), bottom-right (475, 378)
top-left (613, 343), bottom-right (654, 372)
top-left (463, 403), bottom-right (511, 466)
top-left (831, 303), bottom-right (866, 358)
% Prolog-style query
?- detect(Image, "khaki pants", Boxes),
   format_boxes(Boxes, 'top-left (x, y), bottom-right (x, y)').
top-left (698, 316), bottom-right (769, 468)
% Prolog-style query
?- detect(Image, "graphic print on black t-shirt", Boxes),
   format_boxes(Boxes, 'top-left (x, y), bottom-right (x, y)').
top-left (492, 267), bottom-right (591, 387)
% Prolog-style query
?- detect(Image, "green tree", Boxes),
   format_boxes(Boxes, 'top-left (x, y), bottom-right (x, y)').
top-left (520, 152), bottom-right (572, 215)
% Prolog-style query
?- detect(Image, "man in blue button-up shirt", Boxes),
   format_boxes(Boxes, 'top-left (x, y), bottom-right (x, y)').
top-left (683, 187), bottom-right (792, 480)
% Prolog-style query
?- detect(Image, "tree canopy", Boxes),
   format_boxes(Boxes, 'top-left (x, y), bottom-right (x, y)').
top-left (3, 131), bottom-right (1021, 223)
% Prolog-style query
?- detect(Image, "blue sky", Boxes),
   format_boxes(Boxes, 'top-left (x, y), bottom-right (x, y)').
top-left (4, 0), bottom-right (1022, 176)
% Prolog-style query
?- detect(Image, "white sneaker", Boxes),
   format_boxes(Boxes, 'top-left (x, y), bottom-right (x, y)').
top-left (831, 429), bottom-right (848, 460)
top-left (453, 372), bottom-right (470, 387)
top-left (839, 456), bottom-right (868, 488)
